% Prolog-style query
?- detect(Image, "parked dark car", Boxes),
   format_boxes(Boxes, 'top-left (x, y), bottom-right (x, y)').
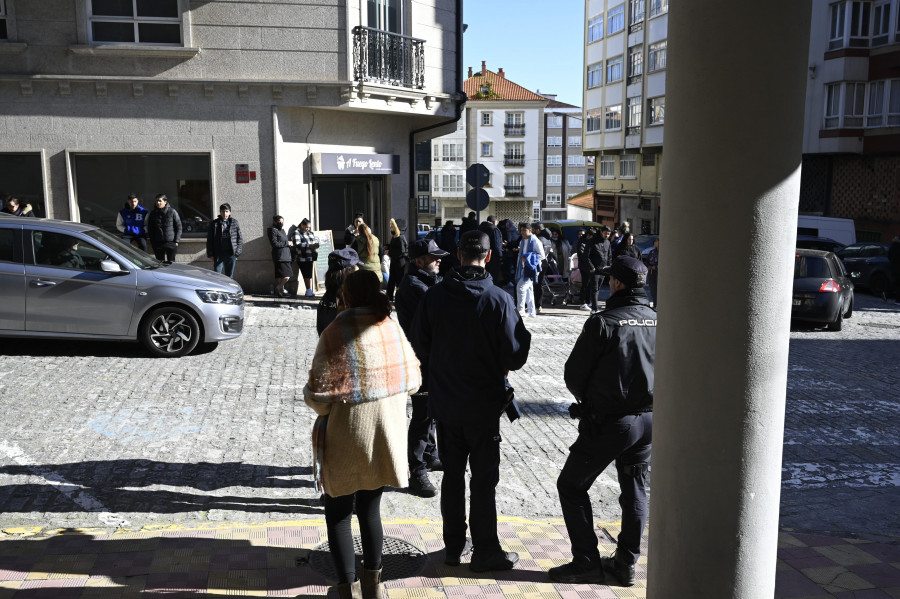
top-left (792, 249), bottom-right (854, 331)
top-left (634, 234), bottom-right (658, 262)
top-left (835, 242), bottom-right (892, 297)
top-left (796, 235), bottom-right (845, 253)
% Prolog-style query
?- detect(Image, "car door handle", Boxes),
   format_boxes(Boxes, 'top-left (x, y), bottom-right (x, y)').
top-left (31, 279), bottom-right (58, 287)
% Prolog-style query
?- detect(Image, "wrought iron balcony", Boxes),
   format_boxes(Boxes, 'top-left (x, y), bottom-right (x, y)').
top-left (504, 124), bottom-right (525, 136)
top-left (353, 26), bottom-right (425, 90)
top-left (504, 154), bottom-right (525, 166)
top-left (505, 185), bottom-right (525, 196)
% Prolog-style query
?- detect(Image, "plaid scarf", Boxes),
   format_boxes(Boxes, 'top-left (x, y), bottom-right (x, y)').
top-left (305, 307), bottom-right (421, 493)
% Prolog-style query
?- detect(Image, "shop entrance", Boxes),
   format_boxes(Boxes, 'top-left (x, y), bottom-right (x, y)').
top-left (316, 177), bottom-right (386, 249)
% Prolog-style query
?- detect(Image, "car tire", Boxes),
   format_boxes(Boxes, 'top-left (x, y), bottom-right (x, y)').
top-left (826, 308), bottom-right (843, 332)
top-left (140, 306), bottom-right (201, 358)
top-left (844, 297), bottom-right (853, 319)
top-left (869, 272), bottom-right (889, 297)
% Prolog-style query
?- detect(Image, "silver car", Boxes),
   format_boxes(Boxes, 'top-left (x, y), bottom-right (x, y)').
top-left (0, 215), bottom-right (244, 357)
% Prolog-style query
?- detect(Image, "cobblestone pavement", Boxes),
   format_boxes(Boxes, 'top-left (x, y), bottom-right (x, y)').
top-left (0, 290), bottom-right (897, 542)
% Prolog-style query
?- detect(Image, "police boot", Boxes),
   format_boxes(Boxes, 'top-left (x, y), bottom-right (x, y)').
top-left (360, 567), bottom-right (385, 599)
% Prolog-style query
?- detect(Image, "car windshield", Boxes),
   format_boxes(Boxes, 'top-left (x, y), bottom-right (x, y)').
top-left (836, 245), bottom-right (862, 258)
top-left (795, 255), bottom-right (831, 279)
top-left (82, 228), bottom-right (162, 269)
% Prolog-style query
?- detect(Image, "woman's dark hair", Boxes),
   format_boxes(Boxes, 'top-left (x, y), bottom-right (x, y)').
top-left (342, 269), bottom-right (391, 319)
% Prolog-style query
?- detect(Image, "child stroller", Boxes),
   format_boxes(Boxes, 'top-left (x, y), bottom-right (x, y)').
top-left (564, 254), bottom-right (582, 305)
top-left (541, 253), bottom-right (570, 306)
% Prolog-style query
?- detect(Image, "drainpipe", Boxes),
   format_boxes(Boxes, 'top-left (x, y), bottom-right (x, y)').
top-left (407, 0), bottom-right (466, 241)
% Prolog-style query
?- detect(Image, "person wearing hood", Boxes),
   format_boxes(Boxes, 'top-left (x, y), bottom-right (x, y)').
top-left (146, 193), bottom-right (182, 262)
top-left (411, 230), bottom-right (531, 573)
top-left (550, 256), bottom-right (656, 587)
top-left (2, 196), bottom-right (35, 217)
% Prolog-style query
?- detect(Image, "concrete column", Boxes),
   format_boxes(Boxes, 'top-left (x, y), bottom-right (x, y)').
top-left (647, 2), bottom-right (811, 598)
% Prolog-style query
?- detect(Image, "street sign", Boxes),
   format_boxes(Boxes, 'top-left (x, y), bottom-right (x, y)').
top-left (466, 188), bottom-right (490, 212)
top-left (466, 163), bottom-right (490, 188)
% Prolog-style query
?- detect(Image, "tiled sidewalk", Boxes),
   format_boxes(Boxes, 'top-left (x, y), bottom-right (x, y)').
top-left (0, 518), bottom-right (897, 598)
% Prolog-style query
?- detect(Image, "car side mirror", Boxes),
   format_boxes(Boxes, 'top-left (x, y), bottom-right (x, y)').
top-left (100, 260), bottom-right (129, 275)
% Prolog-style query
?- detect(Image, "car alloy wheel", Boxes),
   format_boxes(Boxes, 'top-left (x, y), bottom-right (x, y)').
top-left (141, 306), bottom-right (201, 357)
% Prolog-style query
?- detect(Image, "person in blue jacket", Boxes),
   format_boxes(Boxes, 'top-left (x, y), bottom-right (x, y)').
top-left (116, 193), bottom-right (148, 251)
top-left (411, 230), bottom-right (531, 573)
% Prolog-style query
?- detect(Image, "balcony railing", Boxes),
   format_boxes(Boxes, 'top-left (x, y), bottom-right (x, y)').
top-left (505, 185), bottom-right (525, 196)
top-left (504, 154), bottom-right (525, 166)
top-left (504, 124), bottom-right (525, 136)
top-left (353, 26), bottom-right (425, 89)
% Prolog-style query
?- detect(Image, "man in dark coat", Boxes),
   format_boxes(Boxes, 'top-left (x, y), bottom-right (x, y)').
top-left (395, 239), bottom-right (450, 499)
top-left (550, 256), bottom-right (656, 587)
top-left (147, 194), bottom-right (182, 262)
top-left (411, 230), bottom-right (531, 573)
top-left (206, 203), bottom-right (244, 278)
top-left (477, 215), bottom-right (504, 285)
top-left (889, 236), bottom-right (900, 303)
top-left (459, 211), bottom-right (478, 236)
top-left (1, 196), bottom-right (35, 217)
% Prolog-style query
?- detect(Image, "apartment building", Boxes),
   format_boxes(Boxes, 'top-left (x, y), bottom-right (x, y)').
top-left (423, 62), bottom-right (549, 225)
top-left (542, 97), bottom-right (592, 221)
top-left (801, 0), bottom-right (900, 241)
top-left (0, 0), bottom-right (463, 292)
top-left (428, 119), bottom-right (467, 224)
top-left (582, 0), bottom-right (667, 234)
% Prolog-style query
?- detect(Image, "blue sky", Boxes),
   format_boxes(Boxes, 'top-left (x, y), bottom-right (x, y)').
top-left (462, 0), bottom-right (584, 106)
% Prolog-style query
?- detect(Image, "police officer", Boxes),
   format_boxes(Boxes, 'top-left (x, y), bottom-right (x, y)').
top-left (411, 230), bottom-right (531, 572)
top-left (549, 256), bottom-right (656, 587)
top-left (395, 239), bottom-right (450, 498)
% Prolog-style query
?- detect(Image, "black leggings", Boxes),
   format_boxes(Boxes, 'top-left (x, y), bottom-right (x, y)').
top-left (324, 488), bottom-right (384, 583)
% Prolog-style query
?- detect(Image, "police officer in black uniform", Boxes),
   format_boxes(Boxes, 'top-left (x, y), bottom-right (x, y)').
top-left (411, 231), bottom-right (531, 572)
top-left (549, 256), bottom-right (656, 586)
top-left (395, 239), bottom-right (450, 498)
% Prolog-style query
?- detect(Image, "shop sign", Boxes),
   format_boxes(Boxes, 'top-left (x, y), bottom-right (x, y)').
top-left (311, 153), bottom-right (400, 175)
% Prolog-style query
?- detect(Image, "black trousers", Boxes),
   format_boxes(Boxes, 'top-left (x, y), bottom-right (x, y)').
top-left (153, 244), bottom-right (177, 262)
top-left (557, 412), bottom-right (652, 566)
top-left (408, 394), bottom-right (438, 477)
top-left (324, 488), bottom-right (385, 583)
top-left (436, 419), bottom-right (502, 556)
top-left (534, 264), bottom-right (547, 308)
top-left (386, 259), bottom-right (407, 300)
top-left (579, 269), bottom-right (598, 310)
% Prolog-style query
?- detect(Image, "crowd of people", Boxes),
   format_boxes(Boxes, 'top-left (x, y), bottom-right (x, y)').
top-left (305, 216), bottom-right (658, 597)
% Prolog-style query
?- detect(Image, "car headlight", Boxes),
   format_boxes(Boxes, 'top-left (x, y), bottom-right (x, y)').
top-left (196, 289), bottom-right (244, 305)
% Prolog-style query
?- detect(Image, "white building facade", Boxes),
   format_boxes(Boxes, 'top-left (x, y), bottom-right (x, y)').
top-left (0, 0), bottom-right (464, 292)
top-left (582, 0), bottom-right (667, 234)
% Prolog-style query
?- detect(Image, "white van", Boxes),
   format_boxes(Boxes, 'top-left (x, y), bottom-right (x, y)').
top-left (796, 215), bottom-right (856, 247)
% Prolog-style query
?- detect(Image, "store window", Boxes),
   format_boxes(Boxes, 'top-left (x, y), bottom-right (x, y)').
top-left (0, 153), bottom-right (46, 217)
top-left (71, 153), bottom-right (212, 237)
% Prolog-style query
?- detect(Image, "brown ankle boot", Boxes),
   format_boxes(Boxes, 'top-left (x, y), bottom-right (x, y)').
top-left (360, 567), bottom-right (384, 599)
top-left (329, 579), bottom-right (362, 599)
